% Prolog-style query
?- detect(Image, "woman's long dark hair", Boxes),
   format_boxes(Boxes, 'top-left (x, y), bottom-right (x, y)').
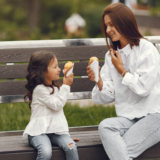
top-left (24, 50), bottom-right (60, 108)
top-left (101, 3), bottom-right (144, 50)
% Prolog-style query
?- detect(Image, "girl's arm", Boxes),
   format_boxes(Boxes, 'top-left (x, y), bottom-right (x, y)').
top-left (36, 74), bottom-right (73, 111)
top-left (36, 84), bottom-right (70, 111)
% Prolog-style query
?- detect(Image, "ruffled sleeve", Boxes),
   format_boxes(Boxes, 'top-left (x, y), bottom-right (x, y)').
top-left (122, 42), bottom-right (158, 97)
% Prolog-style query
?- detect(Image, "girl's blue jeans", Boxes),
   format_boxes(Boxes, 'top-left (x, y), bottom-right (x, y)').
top-left (99, 113), bottom-right (160, 160)
top-left (28, 133), bottom-right (79, 160)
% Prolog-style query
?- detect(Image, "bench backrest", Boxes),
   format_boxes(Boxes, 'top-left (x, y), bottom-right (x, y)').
top-left (0, 37), bottom-right (159, 103)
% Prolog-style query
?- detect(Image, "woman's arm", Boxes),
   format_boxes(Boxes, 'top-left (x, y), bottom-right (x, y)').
top-left (122, 49), bottom-right (158, 97)
top-left (96, 76), bottom-right (103, 91)
top-left (111, 44), bottom-right (159, 97)
top-left (90, 52), bottom-right (115, 105)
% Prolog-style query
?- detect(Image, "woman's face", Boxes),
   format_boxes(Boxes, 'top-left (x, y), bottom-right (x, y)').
top-left (44, 58), bottom-right (61, 85)
top-left (104, 14), bottom-right (127, 44)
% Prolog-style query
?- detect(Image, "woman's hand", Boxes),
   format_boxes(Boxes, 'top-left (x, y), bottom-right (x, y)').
top-left (110, 49), bottom-right (125, 75)
top-left (86, 66), bottom-right (96, 82)
top-left (63, 73), bottom-right (74, 86)
top-left (86, 66), bottom-right (101, 82)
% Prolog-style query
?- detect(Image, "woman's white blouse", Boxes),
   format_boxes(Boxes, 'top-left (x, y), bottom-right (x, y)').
top-left (23, 84), bottom-right (70, 138)
top-left (92, 39), bottom-right (160, 119)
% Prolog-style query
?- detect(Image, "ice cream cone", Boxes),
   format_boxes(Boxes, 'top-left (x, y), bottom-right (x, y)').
top-left (63, 61), bottom-right (74, 77)
top-left (88, 57), bottom-right (99, 82)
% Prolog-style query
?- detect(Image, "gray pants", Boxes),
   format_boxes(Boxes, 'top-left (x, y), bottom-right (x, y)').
top-left (99, 113), bottom-right (160, 160)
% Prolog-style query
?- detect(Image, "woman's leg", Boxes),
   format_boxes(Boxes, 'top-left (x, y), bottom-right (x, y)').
top-left (28, 134), bottom-right (52, 160)
top-left (49, 134), bottom-right (79, 160)
top-left (123, 113), bottom-right (160, 159)
top-left (98, 117), bottom-right (136, 160)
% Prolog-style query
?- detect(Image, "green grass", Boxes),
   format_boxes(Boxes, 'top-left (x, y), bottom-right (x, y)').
top-left (0, 103), bottom-right (30, 131)
top-left (0, 102), bottom-right (116, 132)
top-left (64, 103), bottom-right (116, 127)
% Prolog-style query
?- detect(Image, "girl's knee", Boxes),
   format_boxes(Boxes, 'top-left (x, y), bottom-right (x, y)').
top-left (43, 150), bottom-right (52, 160)
top-left (63, 142), bottom-right (77, 152)
top-left (37, 146), bottom-right (52, 160)
top-left (64, 142), bottom-right (79, 160)
top-left (68, 143), bottom-right (74, 149)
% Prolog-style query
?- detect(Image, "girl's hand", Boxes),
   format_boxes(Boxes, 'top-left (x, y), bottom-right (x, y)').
top-left (72, 138), bottom-right (79, 141)
top-left (86, 66), bottom-right (100, 82)
top-left (110, 49), bottom-right (125, 74)
top-left (63, 73), bottom-right (74, 86)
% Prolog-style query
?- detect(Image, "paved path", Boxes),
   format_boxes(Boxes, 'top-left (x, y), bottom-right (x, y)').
top-left (68, 99), bottom-right (114, 108)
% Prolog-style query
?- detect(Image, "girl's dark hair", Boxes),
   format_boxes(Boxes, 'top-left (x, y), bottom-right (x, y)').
top-left (24, 50), bottom-right (60, 108)
top-left (101, 3), bottom-right (144, 50)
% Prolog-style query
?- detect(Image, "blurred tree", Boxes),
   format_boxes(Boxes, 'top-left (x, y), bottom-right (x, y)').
top-left (80, 5), bottom-right (106, 38)
top-left (148, 0), bottom-right (160, 15)
top-left (148, 0), bottom-right (155, 7)
top-left (39, 0), bottom-right (73, 38)
top-left (0, 0), bottom-right (27, 40)
top-left (0, 0), bottom-right (111, 40)
top-left (24, 0), bottom-right (41, 31)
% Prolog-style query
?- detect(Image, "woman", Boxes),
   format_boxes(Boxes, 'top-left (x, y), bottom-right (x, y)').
top-left (87, 3), bottom-right (160, 160)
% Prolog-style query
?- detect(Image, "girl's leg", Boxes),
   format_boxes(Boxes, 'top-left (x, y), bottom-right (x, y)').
top-left (49, 134), bottom-right (79, 160)
top-left (98, 117), bottom-right (136, 160)
top-left (28, 134), bottom-right (52, 160)
top-left (123, 113), bottom-right (160, 159)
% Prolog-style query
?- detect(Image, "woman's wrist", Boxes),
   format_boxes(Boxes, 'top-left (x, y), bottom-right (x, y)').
top-left (96, 76), bottom-right (103, 91)
top-left (119, 67), bottom-right (128, 77)
top-left (118, 66), bottom-right (125, 75)
top-left (117, 67), bottom-right (128, 77)
top-left (122, 70), bottom-right (128, 77)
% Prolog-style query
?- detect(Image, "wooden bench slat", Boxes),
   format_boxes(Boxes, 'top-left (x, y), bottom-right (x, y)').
top-left (0, 78), bottom-right (95, 95)
top-left (0, 46), bottom-right (107, 63)
top-left (0, 147), bottom-right (108, 160)
top-left (0, 126), bottom-right (98, 137)
top-left (0, 65), bottom-right (27, 79)
top-left (0, 62), bottom-right (104, 79)
top-left (135, 15), bottom-right (160, 29)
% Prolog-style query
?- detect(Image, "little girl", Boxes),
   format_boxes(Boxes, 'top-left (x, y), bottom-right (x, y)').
top-left (23, 50), bottom-right (79, 160)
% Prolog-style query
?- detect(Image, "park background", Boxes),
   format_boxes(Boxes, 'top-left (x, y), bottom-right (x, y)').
top-left (0, 0), bottom-right (160, 132)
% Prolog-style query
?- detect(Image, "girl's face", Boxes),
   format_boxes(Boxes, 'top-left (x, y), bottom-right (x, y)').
top-left (104, 14), bottom-right (128, 48)
top-left (44, 58), bottom-right (61, 85)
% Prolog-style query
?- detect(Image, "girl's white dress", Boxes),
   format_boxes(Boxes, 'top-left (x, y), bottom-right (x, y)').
top-left (23, 84), bottom-right (70, 138)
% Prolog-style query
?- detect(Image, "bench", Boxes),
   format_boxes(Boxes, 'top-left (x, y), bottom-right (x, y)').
top-left (0, 36), bottom-right (160, 160)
